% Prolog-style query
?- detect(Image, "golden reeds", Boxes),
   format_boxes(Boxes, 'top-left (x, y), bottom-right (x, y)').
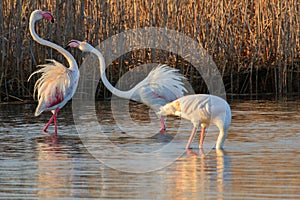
top-left (0, 0), bottom-right (299, 101)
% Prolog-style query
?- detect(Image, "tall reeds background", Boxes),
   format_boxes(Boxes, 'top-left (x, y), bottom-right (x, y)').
top-left (0, 0), bottom-right (299, 101)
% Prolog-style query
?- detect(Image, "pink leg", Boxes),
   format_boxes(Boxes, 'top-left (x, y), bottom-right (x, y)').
top-left (43, 108), bottom-right (60, 134)
top-left (43, 114), bottom-right (55, 132)
top-left (160, 116), bottom-right (166, 133)
top-left (53, 108), bottom-right (60, 137)
top-left (199, 127), bottom-right (206, 148)
top-left (185, 126), bottom-right (198, 150)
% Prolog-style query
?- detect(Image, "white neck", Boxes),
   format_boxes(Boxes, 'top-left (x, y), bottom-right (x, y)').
top-left (91, 48), bottom-right (145, 99)
top-left (29, 14), bottom-right (78, 71)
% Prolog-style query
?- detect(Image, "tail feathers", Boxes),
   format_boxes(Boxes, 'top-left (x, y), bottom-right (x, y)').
top-left (34, 106), bottom-right (43, 116)
top-left (34, 99), bottom-right (46, 116)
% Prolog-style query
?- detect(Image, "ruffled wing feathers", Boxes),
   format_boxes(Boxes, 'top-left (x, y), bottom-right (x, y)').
top-left (28, 59), bottom-right (70, 115)
top-left (144, 64), bottom-right (188, 99)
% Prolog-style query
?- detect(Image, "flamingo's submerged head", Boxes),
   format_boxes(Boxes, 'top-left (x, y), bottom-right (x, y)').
top-left (31, 10), bottom-right (54, 23)
top-left (68, 40), bottom-right (94, 52)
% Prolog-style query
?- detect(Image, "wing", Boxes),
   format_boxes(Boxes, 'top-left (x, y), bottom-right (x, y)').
top-left (28, 59), bottom-right (71, 116)
top-left (142, 64), bottom-right (188, 101)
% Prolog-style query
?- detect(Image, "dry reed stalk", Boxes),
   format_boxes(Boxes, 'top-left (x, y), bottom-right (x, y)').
top-left (0, 0), bottom-right (299, 101)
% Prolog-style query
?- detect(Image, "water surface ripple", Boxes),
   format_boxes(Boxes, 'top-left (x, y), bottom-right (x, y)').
top-left (0, 100), bottom-right (299, 199)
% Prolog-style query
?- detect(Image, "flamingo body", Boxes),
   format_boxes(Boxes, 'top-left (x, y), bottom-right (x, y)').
top-left (68, 40), bottom-right (187, 131)
top-left (158, 94), bottom-right (231, 149)
top-left (28, 10), bottom-right (79, 135)
top-left (29, 60), bottom-right (77, 115)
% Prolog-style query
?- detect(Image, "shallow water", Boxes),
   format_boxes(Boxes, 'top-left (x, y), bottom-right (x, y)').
top-left (0, 99), bottom-right (299, 199)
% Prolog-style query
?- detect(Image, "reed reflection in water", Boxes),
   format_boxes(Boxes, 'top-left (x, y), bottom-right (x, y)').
top-left (0, 99), bottom-right (299, 199)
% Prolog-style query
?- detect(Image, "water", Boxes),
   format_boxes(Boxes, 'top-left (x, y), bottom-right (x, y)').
top-left (0, 99), bottom-right (299, 199)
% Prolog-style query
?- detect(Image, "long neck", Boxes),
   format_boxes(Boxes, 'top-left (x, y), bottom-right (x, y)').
top-left (91, 48), bottom-right (138, 99)
top-left (29, 16), bottom-right (78, 71)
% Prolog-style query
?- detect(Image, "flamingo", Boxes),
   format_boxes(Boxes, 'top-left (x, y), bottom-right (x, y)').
top-left (67, 40), bottom-right (187, 132)
top-left (28, 10), bottom-right (79, 136)
top-left (158, 94), bottom-right (231, 149)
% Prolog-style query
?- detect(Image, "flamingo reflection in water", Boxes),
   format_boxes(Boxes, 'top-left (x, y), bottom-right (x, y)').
top-left (169, 148), bottom-right (231, 200)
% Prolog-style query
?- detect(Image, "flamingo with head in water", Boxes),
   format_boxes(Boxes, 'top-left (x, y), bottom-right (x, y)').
top-left (158, 94), bottom-right (231, 149)
top-left (67, 40), bottom-right (187, 132)
top-left (28, 10), bottom-right (79, 136)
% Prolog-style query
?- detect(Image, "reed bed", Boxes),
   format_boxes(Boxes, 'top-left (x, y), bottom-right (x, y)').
top-left (0, 0), bottom-right (299, 101)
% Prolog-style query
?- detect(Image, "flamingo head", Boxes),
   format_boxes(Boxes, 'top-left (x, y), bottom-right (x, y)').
top-left (158, 103), bottom-right (175, 116)
top-left (68, 40), bottom-right (94, 52)
top-left (31, 10), bottom-right (54, 23)
top-left (157, 100), bottom-right (182, 116)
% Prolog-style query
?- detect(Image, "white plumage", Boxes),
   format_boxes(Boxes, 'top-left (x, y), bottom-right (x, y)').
top-left (68, 40), bottom-right (188, 132)
top-left (135, 64), bottom-right (187, 100)
top-left (158, 94), bottom-right (231, 149)
top-left (132, 64), bottom-right (187, 109)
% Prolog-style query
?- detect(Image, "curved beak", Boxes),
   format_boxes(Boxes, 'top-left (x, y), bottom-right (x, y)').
top-left (41, 11), bottom-right (54, 23)
top-left (67, 40), bottom-right (81, 48)
top-left (50, 13), bottom-right (54, 23)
